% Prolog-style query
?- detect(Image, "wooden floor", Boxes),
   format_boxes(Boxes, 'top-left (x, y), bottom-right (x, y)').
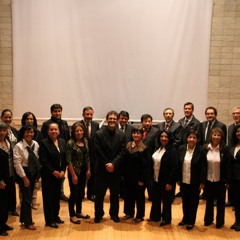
top-left (5, 184), bottom-right (240, 240)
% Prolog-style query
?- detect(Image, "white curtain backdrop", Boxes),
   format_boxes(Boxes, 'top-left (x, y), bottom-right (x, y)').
top-left (12, 0), bottom-right (212, 121)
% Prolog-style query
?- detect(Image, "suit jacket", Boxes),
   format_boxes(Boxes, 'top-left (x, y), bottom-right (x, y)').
top-left (228, 123), bottom-right (236, 148)
top-left (0, 140), bottom-right (12, 183)
top-left (79, 120), bottom-right (99, 163)
top-left (39, 137), bottom-right (66, 179)
top-left (178, 115), bottom-right (200, 143)
top-left (178, 144), bottom-right (207, 185)
top-left (229, 146), bottom-right (240, 181)
top-left (198, 119), bottom-right (227, 146)
top-left (154, 145), bottom-right (178, 186)
top-left (142, 126), bottom-right (158, 155)
top-left (95, 127), bottom-right (126, 175)
top-left (155, 121), bottom-right (182, 148)
top-left (117, 123), bottom-right (133, 143)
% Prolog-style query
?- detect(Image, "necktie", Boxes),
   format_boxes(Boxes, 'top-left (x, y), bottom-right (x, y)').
top-left (165, 124), bottom-right (169, 130)
top-left (86, 123), bottom-right (90, 137)
top-left (206, 122), bottom-right (212, 142)
top-left (26, 145), bottom-right (40, 177)
top-left (120, 126), bottom-right (124, 132)
top-left (143, 130), bottom-right (147, 138)
top-left (184, 119), bottom-right (189, 127)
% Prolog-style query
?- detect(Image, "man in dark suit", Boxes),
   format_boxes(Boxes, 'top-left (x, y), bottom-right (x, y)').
top-left (198, 106), bottom-right (227, 146)
top-left (178, 102), bottom-right (200, 143)
top-left (41, 103), bottom-right (70, 202)
top-left (141, 114), bottom-right (158, 201)
top-left (156, 108), bottom-right (182, 148)
top-left (176, 102), bottom-right (200, 198)
top-left (117, 110), bottom-right (133, 199)
top-left (197, 106), bottom-right (227, 200)
top-left (227, 106), bottom-right (240, 206)
top-left (118, 110), bottom-right (133, 143)
top-left (228, 107), bottom-right (240, 148)
top-left (94, 111), bottom-right (126, 223)
top-left (79, 106), bottom-right (100, 202)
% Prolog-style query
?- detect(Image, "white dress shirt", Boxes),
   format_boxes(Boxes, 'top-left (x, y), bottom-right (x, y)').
top-left (152, 147), bottom-right (166, 182)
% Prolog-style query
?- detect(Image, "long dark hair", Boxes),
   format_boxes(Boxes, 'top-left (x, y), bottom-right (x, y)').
top-left (71, 122), bottom-right (85, 142)
top-left (232, 124), bottom-right (240, 146)
top-left (21, 112), bottom-right (38, 128)
top-left (19, 125), bottom-right (37, 141)
top-left (206, 127), bottom-right (226, 150)
top-left (156, 129), bottom-right (174, 150)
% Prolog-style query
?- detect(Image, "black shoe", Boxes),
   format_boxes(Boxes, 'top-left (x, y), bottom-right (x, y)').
top-left (94, 217), bottom-right (102, 223)
top-left (4, 224), bottom-right (13, 231)
top-left (147, 218), bottom-right (159, 222)
top-left (230, 223), bottom-right (237, 229)
top-left (10, 211), bottom-right (19, 216)
top-left (70, 218), bottom-right (81, 224)
top-left (204, 221), bottom-right (213, 226)
top-left (122, 215), bottom-right (133, 220)
top-left (216, 224), bottom-right (223, 229)
top-left (60, 194), bottom-right (69, 202)
top-left (186, 225), bottom-right (194, 230)
top-left (76, 213), bottom-right (90, 219)
top-left (87, 195), bottom-right (95, 202)
top-left (46, 223), bottom-right (58, 228)
top-left (175, 191), bottom-right (182, 198)
top-left (160, 221), bottom-right (170, 226)
top-left (178, 221), bottom-right (186, 226)
top-left (0, 230), bottom-right (8, 236)
top-left (111, 216), bottom-right (120, 223)
top-left (56, 218), bottom-right (64, 224)
top-left (133, 218), bottom-right (143, 224)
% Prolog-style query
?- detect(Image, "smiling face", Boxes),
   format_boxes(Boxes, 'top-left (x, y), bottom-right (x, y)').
top-left (187, 133), bottom-right (198, 148)
top-left (118, 115), bottom-right (129, 128)
top-left (164, 109), bottom-right (174, 123)
top-left (48, 123), bottom-right (60, 140)
top-left (211, 130), bottom-right (222, 146)
top-left (1, 111), bottom-right (12, 127)
top-left (132, 130), bottom-right (142, 143)
top-left (51, 108), bottom-right (62, 120)
top-left (74, 125), bottom-right (84, 141)
top-left (142, 117), bottom-right (152, 131)
top-left (83, 109), bottom-right (93, 123)
top-left (0, 128), bottom-right (7, 141)
top-left (232, 108), bottom-right (240, 124)
top-left (160, 132), bottom-right (169, 147)
top-left (205, 108), bottom-right (216, 123)
top-left (23, 128), bottom-right (35, 145)
top-left (184, 104), bottom-right (193, 118)
top-left (107, 113), bottom-right (118, 131)
top-left (25, 114), bottom-right (34, 125)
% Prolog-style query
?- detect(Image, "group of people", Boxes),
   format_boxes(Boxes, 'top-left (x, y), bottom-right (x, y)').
top-left (0, 103), bottom-right (240, 236)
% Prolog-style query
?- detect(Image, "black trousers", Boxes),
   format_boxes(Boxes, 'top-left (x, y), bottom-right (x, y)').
top-left (232, 179), bottom-right (240, 224)
top-left (124, 181), bottom-right (146, 219)
top-left (42, 175), bottom-right (61, 224)
top-left (149, 181), bottom-right (175, 223)
top-left (94, 173), bottom-right (120, 218)
top-left (18, 171), bottom-right (36, 226)
top-left (204, 180), bottom-right (226, 226)
top-left (7, 176), bottom-right (17, 212)
top-left (0, 182), bottom-right (9, 231)
top-left (181, 183), bottom-right (200, 225)
top-left (68, 168), bottom-right (86, 217)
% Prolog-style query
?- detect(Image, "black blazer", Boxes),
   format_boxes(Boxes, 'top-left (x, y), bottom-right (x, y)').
top-left (203, 145), bottom-right (230, 183)
top-left (117, 124), bottom-right (133, 144)
top-left (178, 116), bottom-right (200, 143)
top-left (198, 119), bottom-right (227, 146)
top-left (229, 146), bottom-right (240, 181)
top-left (178, 144), bottom-right (207, 185)
top-left (95, 127), bottom-right (126, 175)
top-left (80, 120), bottom-right (99, 162)
top-left (154, 145), bottom-right (178, 186)
top-left (0, 141), bottom-right (12, 183)
top-left (39, 137), bottom-right (66, 179)
top-left (155, 121), bottom-right (182, 148)
top-left (142, 126), bottom-right (158, 155)
top-left (228, 123), bottom-right (235, 148)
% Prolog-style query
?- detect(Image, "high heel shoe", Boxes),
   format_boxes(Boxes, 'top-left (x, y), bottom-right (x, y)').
top-left (70, 218), bottom-right (81, 224)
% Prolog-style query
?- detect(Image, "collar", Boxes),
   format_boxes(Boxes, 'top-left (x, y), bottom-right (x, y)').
top-left (22, 138), bottom-right (35, 149)
top-left (208, 143), bottom-right (220, 150)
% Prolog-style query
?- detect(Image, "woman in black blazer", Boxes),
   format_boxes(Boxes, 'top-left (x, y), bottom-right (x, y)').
top-left (203, 127), bottom-right (229, 229)
top-left (1, 109), bottom-right (19, 216)
top-left (149, 130), bottom-right (178, 226)
top-left (178, 130), bottom-right (207, 230)
top-left (229, 124), bottom-right (240, 231)
top-left (39, 122), bottom-right (66, 228)
top-left (0, 122), bottom-right (14, 236)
